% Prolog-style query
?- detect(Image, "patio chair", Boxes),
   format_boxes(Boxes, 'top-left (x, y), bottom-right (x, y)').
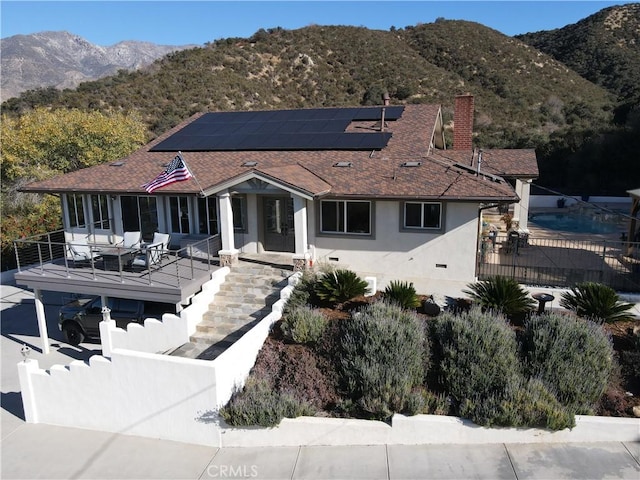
top-left (130, 241), bottom-right (163, 272)
top-left (66, 239), bottom-right (100, 267)
top-left (117, 231), bottom-right (142, 250)
top-left (142, 232), bottom-right (170, 257)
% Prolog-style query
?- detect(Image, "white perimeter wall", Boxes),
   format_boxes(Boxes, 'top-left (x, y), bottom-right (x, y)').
top-left (313, 200), bottom-right (479, 293)
top-left (18, 271), bottom-right (301, 447)
top-left (529, 195), bottom-right (632, 209)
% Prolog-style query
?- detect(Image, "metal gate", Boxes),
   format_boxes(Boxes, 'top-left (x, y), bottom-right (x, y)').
top-left (477, 233), bottom-right (640, 293)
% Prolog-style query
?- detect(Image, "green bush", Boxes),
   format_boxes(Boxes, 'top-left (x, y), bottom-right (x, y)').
top-left (432, 308), bottom-right (521, 403)
top-left (405, 388), bottom-right (450, 416)
top-left (559, 282), bottom-right (635, 323)
top-left (463, 276), bottom-right (536, 320)
top-left (338, 301), bottom-right (428, 419)
top-left (521, 313), bottom-right (613, 412)
top-left (219, 379), bottom-right (316, 427)
top-left (284, 270), bottom-right (319, 313)
top-left (459, 377), bottom-right (575, 430)
top-left (383, 280), bottom-right (421, 309)
top-left (280, 306), bottom-right (328, 344)
top-left (315, 269), bottom-right (369, 305)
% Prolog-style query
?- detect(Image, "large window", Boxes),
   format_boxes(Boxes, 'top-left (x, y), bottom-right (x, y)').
top-left (403, 202), bottom-right (442, 230)
top-left (320, 200), bottom-right (371, 235)
top-left (90, 194), bottom-right (110, 230)
top-left (121, 196), bottom-right (158, 241)
top-left (232, 196), bottom-right (247, 232)
top-left (169, 196), bottom-right (191, 234)
top-left (66, 194), bottom-right (85, 228)
top-left (197, 197), bottom-right (218, 235)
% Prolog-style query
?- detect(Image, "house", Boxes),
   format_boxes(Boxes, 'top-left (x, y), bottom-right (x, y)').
top-left (15, 94), bottom-right (538, 349)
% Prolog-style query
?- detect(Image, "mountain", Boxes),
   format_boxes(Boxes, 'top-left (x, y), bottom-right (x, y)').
top-left (2, 24), bottom-right (615, 142)
top-left (516, 3), bottom-right (640, 111)
top-left (0, 31), bottom-right (194, 100)
top-left (3, 8), bottom-right (639, 195)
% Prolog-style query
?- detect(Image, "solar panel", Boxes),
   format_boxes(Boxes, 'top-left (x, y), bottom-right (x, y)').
top-left (150, 106), bottom-right (404, 152)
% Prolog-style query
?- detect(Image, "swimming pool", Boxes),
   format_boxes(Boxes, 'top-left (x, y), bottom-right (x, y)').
top-left (529, 211), bottom-right (623, 234)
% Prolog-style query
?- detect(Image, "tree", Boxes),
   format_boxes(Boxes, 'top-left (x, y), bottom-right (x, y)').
top-left (1, 108), bottom-right (147, 270)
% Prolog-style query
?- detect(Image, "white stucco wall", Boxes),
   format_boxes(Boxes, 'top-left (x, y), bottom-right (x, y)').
top-left (313, 200), bottom-right (479, 293)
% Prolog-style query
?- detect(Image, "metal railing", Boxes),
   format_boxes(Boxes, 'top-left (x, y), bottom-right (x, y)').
top-left (13, 230), bottom-right (222, 287)
top-left (477, 233), bottom-right (640, 293)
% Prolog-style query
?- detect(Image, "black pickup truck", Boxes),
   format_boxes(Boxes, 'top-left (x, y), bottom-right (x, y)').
top-left (58, 296), bottom-right (174, 345)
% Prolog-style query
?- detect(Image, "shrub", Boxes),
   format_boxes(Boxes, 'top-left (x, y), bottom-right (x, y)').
top-left (459, 377), bottom-right (574, 430)
top-left (559, 282), bottom-right (635, 323)
top-left (463, 276), bottom-right (536, 320)
top-left (219, 379), bottom-right (316, 427)
top-left (521, 313), bottom-right (613, 412)
top-left (284, 270), bottom-right (319, 313)
top-left (315, 269), bottom-right (369, 305)
top-left (383, 280), bottom-right (420, 309)
top-left (338, 301), bottom-right (428, 419)
top-left (432, 308), bottom-right (521, 403)
top-left (281, 306), bottom-right (328, 344)
top-left (405, 388), bottom-right (450, 416)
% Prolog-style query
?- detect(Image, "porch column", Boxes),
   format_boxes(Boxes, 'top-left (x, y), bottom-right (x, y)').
top-left (513, 179), bottom-right (531, 231)
top-left (217, 191), bottom-right (238, 266)
top-left (33, 288), bottom-right (50, 354)
top-left (292, 195), bottom-right (309, 271)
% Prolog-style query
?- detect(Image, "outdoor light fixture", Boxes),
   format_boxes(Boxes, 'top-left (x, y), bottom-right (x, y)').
top-left (20, 344), bottom-right (31, 361)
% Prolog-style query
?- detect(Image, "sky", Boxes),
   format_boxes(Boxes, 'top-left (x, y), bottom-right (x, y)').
top-left (0, 1), bottom-right (635, 46)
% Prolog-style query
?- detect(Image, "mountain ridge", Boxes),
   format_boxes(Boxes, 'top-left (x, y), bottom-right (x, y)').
top-left (0, 30), bottom-right (195, 100)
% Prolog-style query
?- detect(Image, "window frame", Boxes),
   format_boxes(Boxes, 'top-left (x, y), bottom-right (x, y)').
top-left (319, 199), bottom-right (373, 237)
top-left (400, 201), bottom-right (444, 232)
top-left (65, 194), bottom-right (86, 229)
top-left (197, 196), bottom-right (219, 235)
top-left (232, 195), bottom-right (248, 233)
top-left (169, 196), bottom-right (191, 235)
top-left (90, 194), bottom-right (110, 230)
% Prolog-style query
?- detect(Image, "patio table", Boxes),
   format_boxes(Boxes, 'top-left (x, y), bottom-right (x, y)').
top-left (97, 247), bottom-right (138, 271)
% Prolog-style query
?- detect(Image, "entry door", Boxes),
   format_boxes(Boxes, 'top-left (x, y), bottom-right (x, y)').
top-left (263, 197), bottom-right (295, 252)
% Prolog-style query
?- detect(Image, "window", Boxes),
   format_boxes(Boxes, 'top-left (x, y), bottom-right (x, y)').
top-left (66, 194), bottom-right (85, 228)
top-left (121, 196), bottom-right (158, 241)
top-left (232, 196), bottom-right (247, 232)
top-left (320, 200), bottom-right (371, 235)
top-left (90, 195), bottom-right (110, 230)
top-left (197, 197), bottom-right (219, 235)
top-left (403, 202), bottom-right (442, 230)
top-left (169, 196), bottom-right (191, 234)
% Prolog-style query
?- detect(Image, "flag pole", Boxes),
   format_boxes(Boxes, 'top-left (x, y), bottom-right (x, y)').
top-left (178, 151), bottom-right (207, 197)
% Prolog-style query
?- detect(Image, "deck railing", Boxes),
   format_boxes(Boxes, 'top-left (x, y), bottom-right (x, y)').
top-left (13, 230), bottom-right (222, 286)
top-left (477, 233), bottom-right (640, 293)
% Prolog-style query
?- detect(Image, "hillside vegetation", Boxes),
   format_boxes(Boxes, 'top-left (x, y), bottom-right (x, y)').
top-left (3, 6), bottom-right (639, 198)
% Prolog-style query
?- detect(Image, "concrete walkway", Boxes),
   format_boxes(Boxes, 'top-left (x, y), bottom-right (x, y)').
top-left (2, 272), bottom-right (639, 479)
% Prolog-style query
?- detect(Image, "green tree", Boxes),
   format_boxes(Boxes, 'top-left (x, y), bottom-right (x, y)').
top-left (1, 108), bottom-right (147, 269)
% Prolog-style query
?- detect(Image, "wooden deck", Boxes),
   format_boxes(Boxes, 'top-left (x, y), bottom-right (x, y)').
top-left (14, 254), bottom-right (220, 305)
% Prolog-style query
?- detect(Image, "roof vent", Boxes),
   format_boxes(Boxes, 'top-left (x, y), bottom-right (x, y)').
top-left (333, 162), bottom-right (353, 168)
top-left (401, 161), bottom-right (422, 167)
top-left (110, 161), bottom-right (125, 167)
top-left (242, 161), bottom-right (258, 167)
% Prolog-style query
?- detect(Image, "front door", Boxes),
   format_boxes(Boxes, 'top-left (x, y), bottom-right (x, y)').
top-left (263, 196), bottom-right (295, 252)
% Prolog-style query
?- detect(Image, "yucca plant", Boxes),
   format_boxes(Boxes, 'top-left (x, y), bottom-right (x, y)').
top-left (315, 269), bottom-right (369, 305)
top-left (463, 276), bottom-right (536, 319)
top-left (560, 282), bottom-right (634, 323)
top-left (383, 280), bottom-right (421, 310)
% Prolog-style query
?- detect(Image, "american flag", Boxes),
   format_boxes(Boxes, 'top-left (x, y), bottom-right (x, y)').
top-left (142, 153), bottom-right (193, 193)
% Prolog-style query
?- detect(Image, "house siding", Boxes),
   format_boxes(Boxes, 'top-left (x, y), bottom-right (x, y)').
top-left (313, 200), bottom-right (479, 293)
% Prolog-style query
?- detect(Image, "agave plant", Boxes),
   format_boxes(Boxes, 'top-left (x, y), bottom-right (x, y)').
top-left (560, 282), bottom-right (635, 323)
top-left (315, 269), bottom-right (369, 305)
top-left (463, 276), bottom-right (536, 319)
top-left (383, 280), bottom-right (421, 310)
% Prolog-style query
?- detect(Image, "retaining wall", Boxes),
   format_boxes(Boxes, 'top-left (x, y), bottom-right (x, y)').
top-left (17, 271), bottom-right (301, 447)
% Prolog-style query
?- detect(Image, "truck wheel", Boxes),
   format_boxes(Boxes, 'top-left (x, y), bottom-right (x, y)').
top-left (63, 323), bottom-right (85, 346)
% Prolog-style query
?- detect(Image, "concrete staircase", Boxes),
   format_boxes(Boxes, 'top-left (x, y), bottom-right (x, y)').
top-left (170, 260), bottom-right (292, 360)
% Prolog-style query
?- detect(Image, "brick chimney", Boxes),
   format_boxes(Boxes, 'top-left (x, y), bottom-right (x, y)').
top-left (453, 94), bottom-right (474, 150)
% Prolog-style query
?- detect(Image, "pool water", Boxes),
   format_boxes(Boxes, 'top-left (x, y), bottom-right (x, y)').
top-left (529, 212), bottom-right (623, 234)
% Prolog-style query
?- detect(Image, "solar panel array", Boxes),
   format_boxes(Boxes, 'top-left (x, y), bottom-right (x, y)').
top-left (150, 106), bottom-right (404, 152)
